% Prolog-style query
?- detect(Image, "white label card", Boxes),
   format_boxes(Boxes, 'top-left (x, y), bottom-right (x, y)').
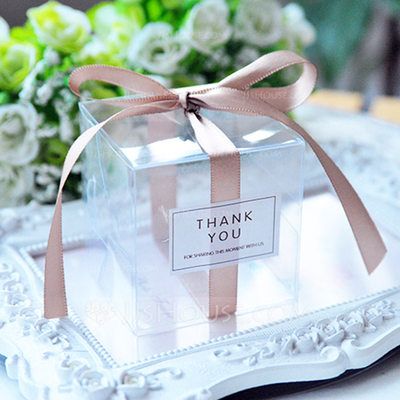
top-left (169, 196), bottom-right (280, 273)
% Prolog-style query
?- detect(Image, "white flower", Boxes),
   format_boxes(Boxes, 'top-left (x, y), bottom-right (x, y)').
top-left (0, 163), bottom-right (34, 207)
top-left (55, 89), bottom-right (77, 113)
top-left (180, 0), bottom-right (231, 54)
top-left (34, 73), bottom-right (64, 106)
top-left (19, 61), bottom-right (46, 102)
top-left (0, 103), bottom-right (39, 166)
top-left (34, 164), bottom-right (61, 186)
top-left (33, 183), bottom-right (58, 203)
top-left (128, 22), bottom-right (189, 75)
top-left (52, 96), bottom-right (77, 143)
top-left (74, 37), bottom-right (121, 66)
top-left (283, 3), bottom-right (316, 47)
top-left (234, 46), bottom-right (260, 69)
top-left (234, 0), bottom-right (282, 47)
top-left (27, 1), bottom-right (91, 54)
top-left (59, 88), bottom-right (76, 102)
top-left (36, 83), bottom-right (54, 106)
top-left (77, 37), bottom-right (107, 60)
top-left (204, 48), bottom-right (231, 70)
top-left (36, 123), bottom-right (58, 139)
top-left (43, 48), bottom-right (61, 66)
top-left (32, 164), bottom-right (61, 203)
top-left (0, 16), bottom-right (10, 43)
top-left (58, 115), bottom-right (75, 143)
top-left (91, 3), bottom-right (141, 57)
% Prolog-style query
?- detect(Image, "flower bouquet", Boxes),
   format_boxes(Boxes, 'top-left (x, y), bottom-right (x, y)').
top-left (0, 0), bottom-right (315, 206)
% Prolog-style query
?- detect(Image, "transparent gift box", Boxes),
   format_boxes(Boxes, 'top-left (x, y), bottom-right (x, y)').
top-left (79, 98), bottom-right (305, 336)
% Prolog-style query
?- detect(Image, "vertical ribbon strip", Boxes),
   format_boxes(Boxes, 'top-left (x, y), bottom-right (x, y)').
top-left (187, 111), bottom-right (241, 317)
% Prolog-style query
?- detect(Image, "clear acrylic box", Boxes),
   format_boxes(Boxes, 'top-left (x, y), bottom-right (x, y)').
top-left (80, 98), bottom-right (305, 336)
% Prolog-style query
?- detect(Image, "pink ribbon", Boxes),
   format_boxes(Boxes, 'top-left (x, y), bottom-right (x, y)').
top-left (44, 50), bottom-right (386, 319)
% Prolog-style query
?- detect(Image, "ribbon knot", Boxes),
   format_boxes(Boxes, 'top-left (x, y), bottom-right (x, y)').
top-left (44, 50), bottom-right (386, 319)
top-left (178, 91), bottom-right (197, 114)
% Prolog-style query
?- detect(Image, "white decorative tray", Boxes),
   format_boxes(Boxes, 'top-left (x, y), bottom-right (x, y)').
top-left (0, 105), bottom-right (399, 400)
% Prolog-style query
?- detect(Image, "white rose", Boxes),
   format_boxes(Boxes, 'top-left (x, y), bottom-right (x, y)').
top-left (180, 0), bottom-right (232, 54)
top-left (128, 23), bottom-right (189, 75)
top-left (283, 3), bottom-right (316, 47)
top-left (0, 103), bottom-right (39, 166)
top-left (204, 48), bottom-right (231, 70)
top-left (234, 0), bottom-right (282, 47)
top-left (74, 37), bottom-right (121, 66)
top-left (0, 163), bottom-right (34, 207)
top-left (27, 1), bottom-right (91, 54)
top-left (43, 47), bottom-right (61, 66)
top-left (91, 4), bottom-right (141, 57)
top-left (234, 46), bottom-right (260, 69)
top-left (0, 16), bottom-right (10, 43)
top-left (76, 38), bottom-right (107, 60)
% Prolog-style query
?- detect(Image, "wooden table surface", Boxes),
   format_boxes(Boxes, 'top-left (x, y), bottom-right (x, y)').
top-left (309, 90), bottom-right (400, 124)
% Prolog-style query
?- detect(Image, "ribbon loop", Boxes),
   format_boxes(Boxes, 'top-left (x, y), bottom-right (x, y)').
top-left (44, 51), bottom-right (387, 319)
top-left (218, 50), bottom-right (317, 111)
top-left (69, 64), bottom-right (173, 97)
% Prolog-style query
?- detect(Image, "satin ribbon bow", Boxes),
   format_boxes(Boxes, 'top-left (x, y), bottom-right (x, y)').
top-left (44, 50), bottom-right (386, 319)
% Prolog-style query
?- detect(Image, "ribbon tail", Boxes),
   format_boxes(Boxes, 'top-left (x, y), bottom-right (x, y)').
top-left (284, 116), bottom-right (387, 273)
top-left (44, 113), bottom-right (122, 319)
top-left (44, 192), bottom-right (67, 318)
top-left (208, 64), bottom-right (386, 274)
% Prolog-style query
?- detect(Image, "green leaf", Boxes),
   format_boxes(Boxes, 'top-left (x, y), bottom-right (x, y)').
top-left (117, 2), bottom-right (147, 26)
top-left (227, 0), bottom-right (241, 13)
top-left (116, 0), bottom-right (143, 4)
top-left (161, 0), bottom-right (181, 9)
top-left (171, 74), bottom-right (198, 87)
top-left (146, 0), bottom-right (163, 20)
top-left (0, 92), bottom-right (11, 105)
top-left (183, 0), bottom-right (202, 11)
top-left (42, 138), bottom-right (69, 166)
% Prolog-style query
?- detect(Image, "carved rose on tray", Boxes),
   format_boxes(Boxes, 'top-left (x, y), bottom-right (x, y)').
top-left (314, 319), bottom-right (346, 346)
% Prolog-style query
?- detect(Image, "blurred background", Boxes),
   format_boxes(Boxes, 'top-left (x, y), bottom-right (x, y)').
top-left (2, 0), bottom-right (399, 95)
top-left (0, 0), bottom-right (399, 207)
